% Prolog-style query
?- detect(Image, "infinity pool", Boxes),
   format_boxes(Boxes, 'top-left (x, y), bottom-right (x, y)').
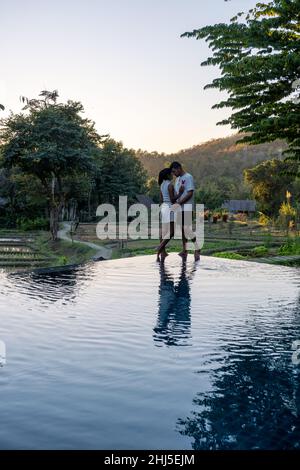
top-left (0, 254), bottom-right (300, 449)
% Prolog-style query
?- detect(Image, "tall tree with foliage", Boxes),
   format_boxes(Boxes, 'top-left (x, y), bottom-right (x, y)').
top-left (0, 90), bottom-right (103, 240)
top-left (244, 159), bottom-right (297, 215)
top-left (182, 0), bottom-right (300, 164)
top-left (94, 139), bottom-right (147, 206)
top-left (145, 177), bottom-right (160, 203)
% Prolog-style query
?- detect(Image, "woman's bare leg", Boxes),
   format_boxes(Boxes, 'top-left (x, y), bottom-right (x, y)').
top-left (157, 222), bottom-right (175, 256)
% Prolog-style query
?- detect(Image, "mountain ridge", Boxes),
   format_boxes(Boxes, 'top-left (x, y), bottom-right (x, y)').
top-left (137, 134), bottom-right (287, 184)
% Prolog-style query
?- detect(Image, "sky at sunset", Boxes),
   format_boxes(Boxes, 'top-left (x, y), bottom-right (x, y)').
top-left (1, 0), bottom-right (259, 152)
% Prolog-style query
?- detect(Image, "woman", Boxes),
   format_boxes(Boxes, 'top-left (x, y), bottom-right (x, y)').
top-left (156, 168), bottom-right (177, 261)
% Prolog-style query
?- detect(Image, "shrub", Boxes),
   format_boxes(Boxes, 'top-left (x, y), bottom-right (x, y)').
top-left (252, 246), bottom-right (268, 257)
top-left (58, 256), bottom-right (68, 265)
top-left (262, 232), bottom-right (273, 248)
top-left (258, 212), bottom-right (270, 226)
top-left (213, 211), bottom-right (221, 219)
top-left (279, 202), bottom-right (296, 218)
top-left (17, 217), bottom-right (49, 231)
top-left (236, 212), bottom-right (248, 222)
top-left (278, 202), bottom-right (296, 230)
top-left (279, 238), bottom-right (300, 256)
top-left (204, 210), bottom-right (211, 221)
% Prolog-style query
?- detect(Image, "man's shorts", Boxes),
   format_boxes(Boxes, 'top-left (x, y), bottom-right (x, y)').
top-left (176, 210), bottom-right (193, 228)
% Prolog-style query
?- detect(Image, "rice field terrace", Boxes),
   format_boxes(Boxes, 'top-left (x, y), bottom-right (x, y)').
top-left (0, 234), bottom-right (50, 269)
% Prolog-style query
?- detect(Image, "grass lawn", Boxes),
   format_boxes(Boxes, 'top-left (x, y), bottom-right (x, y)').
top-left (32, 232), bottom-right (96, 266)
top-left (115, 238), bottom-right (256, 258)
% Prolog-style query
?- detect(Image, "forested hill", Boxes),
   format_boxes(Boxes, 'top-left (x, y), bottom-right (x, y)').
top-left (137, 135), bottom-right (287, 184)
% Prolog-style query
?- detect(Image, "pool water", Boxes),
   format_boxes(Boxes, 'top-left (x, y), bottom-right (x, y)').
top-left (0, 254), bottom-right (300, 450)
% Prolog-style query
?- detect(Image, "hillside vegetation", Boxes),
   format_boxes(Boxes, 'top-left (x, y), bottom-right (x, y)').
top-left (137, 134), bottom-right (286, 185)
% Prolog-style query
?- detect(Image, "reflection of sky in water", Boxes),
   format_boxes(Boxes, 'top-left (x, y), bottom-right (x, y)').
top-left (0, 255), bottom-right (300, 449)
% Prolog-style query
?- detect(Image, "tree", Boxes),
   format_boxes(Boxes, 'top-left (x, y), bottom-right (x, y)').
top-left (195, 182), bottom-right (226, 210)
top-left (244, 159), bottom-right (297, 215)
top-left (0, 90), bottom-right (103, 240)
top-left (146, 177), bottom-right (160, 203)
top-left (182, 0), bottom-right (300, 165)
top-left (195, 177), bottom-right (251, 210)
top-left (93, 139), bottom-right (147, 206)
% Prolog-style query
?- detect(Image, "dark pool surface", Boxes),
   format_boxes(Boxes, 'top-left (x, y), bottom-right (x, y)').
top-left (0, 254), bottom-right (300, 450)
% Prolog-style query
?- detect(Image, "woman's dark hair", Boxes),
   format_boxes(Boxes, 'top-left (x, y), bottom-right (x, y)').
top-left (158, 168), bottom-right (171, 186)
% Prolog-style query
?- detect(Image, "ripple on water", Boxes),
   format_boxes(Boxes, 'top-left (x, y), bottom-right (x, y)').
top-left (0, 254), bottom-right (300, 449)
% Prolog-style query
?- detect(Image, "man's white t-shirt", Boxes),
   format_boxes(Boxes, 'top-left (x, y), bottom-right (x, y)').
top-left (175, 172), bottom-right (195, 211)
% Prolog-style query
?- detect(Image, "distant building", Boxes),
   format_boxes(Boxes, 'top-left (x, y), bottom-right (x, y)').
top-left (222, 200), bottom-right (256, 213)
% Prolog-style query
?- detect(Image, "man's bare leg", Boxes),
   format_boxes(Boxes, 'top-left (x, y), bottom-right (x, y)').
top-left (178, 225), bottom-right (188, 258)
top-left (191, 237), bottom-right (201, 261)
top-left (179, 215), bottom-right (201, 261)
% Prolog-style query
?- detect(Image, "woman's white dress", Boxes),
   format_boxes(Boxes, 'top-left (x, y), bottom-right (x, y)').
top-left (160, 180), bottom-right (174, 223)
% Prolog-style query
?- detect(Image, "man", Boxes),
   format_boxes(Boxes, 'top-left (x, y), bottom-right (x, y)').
top-left (170, 161), bottom-right (200, 261)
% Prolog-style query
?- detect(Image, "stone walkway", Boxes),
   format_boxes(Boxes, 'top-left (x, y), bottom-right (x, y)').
top-left (58, 222), bottom-right (112, 261)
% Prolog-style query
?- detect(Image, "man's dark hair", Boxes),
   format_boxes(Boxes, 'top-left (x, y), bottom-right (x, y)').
top-left (170, 161), bottom-right (182, 170)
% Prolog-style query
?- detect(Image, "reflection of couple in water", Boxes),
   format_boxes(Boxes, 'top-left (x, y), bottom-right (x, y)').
top-left (153, 259), bottom-right (197, 347)
top-left (156, 161), bottom-right (201, 262)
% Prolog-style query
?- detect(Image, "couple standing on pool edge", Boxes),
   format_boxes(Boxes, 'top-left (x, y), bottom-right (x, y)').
top-left (157, 161), bottom-right (201, 262)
